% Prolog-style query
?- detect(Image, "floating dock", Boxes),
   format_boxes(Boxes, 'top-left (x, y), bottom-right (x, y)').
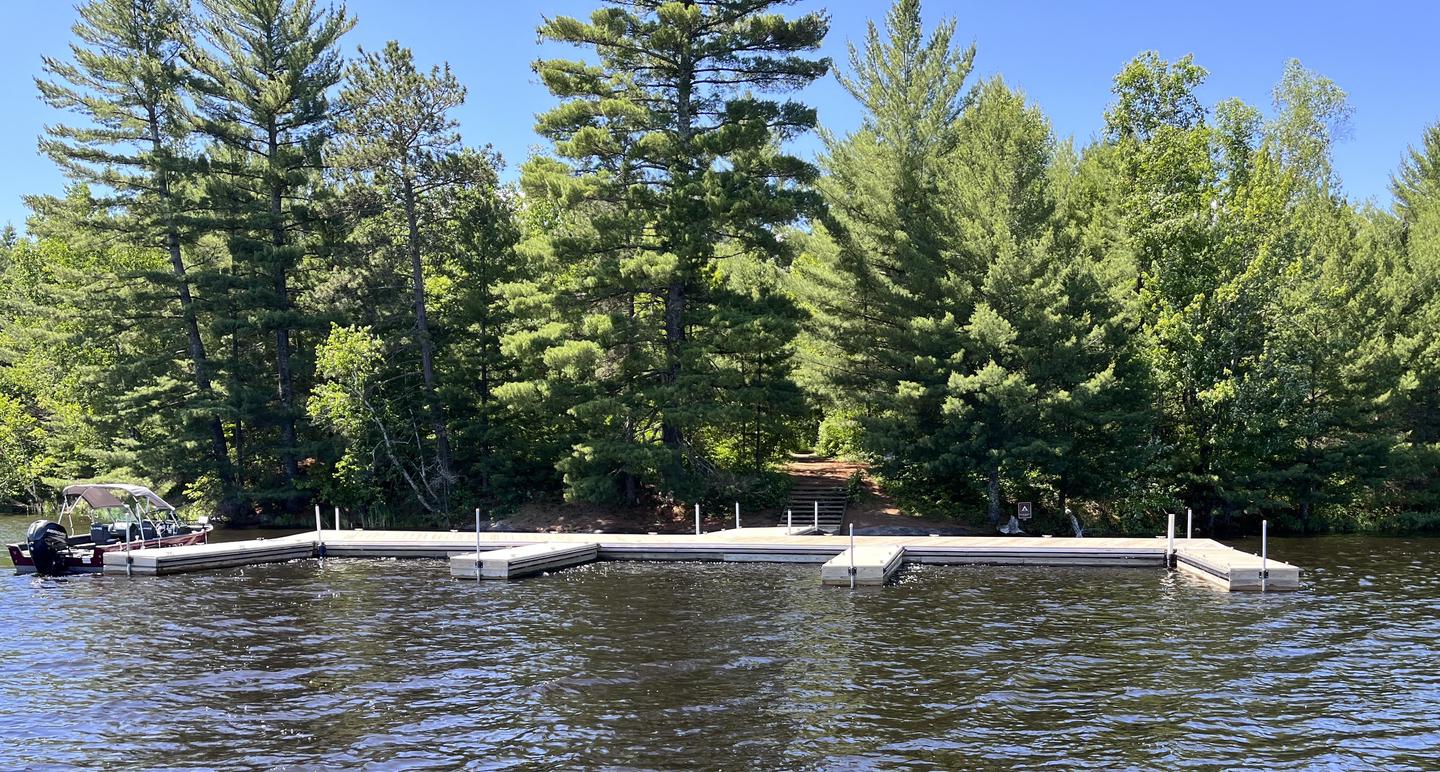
top-left (1173, 541), bottom-right (1300, 591)
top-left (97, 527), bottom-right (1300, 591)
top-left (449, 542), bottom-right (599, 580)
top-left (821, 544), bottom-right (904, 586)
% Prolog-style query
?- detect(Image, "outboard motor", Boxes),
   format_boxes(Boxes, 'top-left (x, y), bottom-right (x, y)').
top-left (26, 520), bottom-right (71, 576)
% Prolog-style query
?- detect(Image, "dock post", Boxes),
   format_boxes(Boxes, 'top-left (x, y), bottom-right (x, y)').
top-left (735, 501), bottom-right (741, 530)
top-left (1261, 520), bottom-right (1268, 592)
top-left (695, 503), bottom-right (701, 536)
top-left (1166, 512), bottom-right (1175, 567)
top-left (334, 506), bottom-right (340, 532)
top-left (315, 504), bottom-right (325, 557)
top-left (124, 529), bottom-right (132, 577)
top-left (475, 508), bottom-right (483, 580)
top-left (813, 501), bottom-right (819, 531)
top-left (1186, 508), bottom-right (1193, 540)
top-left (849, 523), bottom-right (856, 589)
top-left (787, 509), bottom-right (792, 531)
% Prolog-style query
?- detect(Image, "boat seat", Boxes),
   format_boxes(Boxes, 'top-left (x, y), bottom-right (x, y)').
top-left (139, 522), bottom-right (159, 541)
top-left (90, 524), bottom-right (113, 546)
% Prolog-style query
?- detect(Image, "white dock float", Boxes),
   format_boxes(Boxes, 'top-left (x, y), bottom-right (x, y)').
top-left (449, 542), bottom-right (598, 580)
top-left (821, 544), bottom-right (905, 586)
top-left (1174, 541), bottom-right (1301, 591)
top-left (101, 533), bottom-right (314, 576)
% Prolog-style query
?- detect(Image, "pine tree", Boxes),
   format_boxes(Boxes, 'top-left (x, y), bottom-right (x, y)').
top-left (438, 157), bottom-right (535, 510)
top-left (1392, 121), bottom-right (1440, 225)
top-left (1385, 124), bottom-right (1440, 527)
top-left (799, 3), bottom-right (1150, 531)
top-left (941, 79), bottom-right (1064, 529)
top-left (332, 41), bottom-right (466, 511)
top-left (34, 0), bottom-right (237, 502)
top-left (3, 200), bottom-right (196, 499)
top-left (188, 0), bottom-right (353, 506)
top-left (794, 0), bottom-right (974, 505)
top-left (511, 0), bottom-right (829, 503)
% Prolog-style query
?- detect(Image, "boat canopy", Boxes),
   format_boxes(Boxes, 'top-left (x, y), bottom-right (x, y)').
top-left (61, 483), bottom-right (175, 512)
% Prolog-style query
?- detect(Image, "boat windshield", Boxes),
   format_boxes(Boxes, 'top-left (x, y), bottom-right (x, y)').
top-left (58, 484), bottom-right (182, 533)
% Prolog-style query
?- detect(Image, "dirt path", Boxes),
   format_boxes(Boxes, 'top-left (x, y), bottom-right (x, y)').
top-left (475, 455), bottom-right (982, 535)
top-left (785, 454), bottom-right (983, 535)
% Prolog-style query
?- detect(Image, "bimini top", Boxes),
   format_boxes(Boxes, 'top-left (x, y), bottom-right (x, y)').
top-left (61, 483), bottom-right (175, 512)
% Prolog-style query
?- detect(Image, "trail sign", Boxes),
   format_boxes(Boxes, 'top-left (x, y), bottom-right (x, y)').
top-left (1017, 502), bottom-right (1033, 520)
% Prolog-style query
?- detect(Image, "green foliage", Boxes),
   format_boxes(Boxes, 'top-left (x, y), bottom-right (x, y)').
top-left (506, 0), bottom-right (829, 505)
top-left (330, 40), bottom-right (471, 511)
top-left (799, 3), bottom-right (1152, 532)
top-left (815, 408), bottom-right (863, 458)
top-left (4, 0), bottom-right (1437, 536)
top-left (0, 392), bottom-right (53, 511)
top-left (1393, 121), bottom-right (1440, 223)
top-left (188, 0), bottom-right (356, 507)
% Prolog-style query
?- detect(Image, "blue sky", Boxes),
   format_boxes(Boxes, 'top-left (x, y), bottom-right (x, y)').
top-left (4, 0), bottom-right (1438, 231)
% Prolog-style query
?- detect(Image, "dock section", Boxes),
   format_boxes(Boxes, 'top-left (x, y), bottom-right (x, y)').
top-left (821, 544), bottom-right (904, 586)
top-left (449, 542), bottom-right (598, 580)
top-left (98, 527), bottom-right (1301, 592)
top-left (101, 533), bottom-right (313, 576)
top-left (1174, 540), bottom-right (1301, 591)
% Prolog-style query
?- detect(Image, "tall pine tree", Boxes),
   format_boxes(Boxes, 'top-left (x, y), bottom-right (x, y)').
top-left (509, 0), bottom-right (828, 503)
top-left (188, 0), bottom-right (353, 506)
top-left (35, 0), bottom-right (237, 503)
top-left (332, 41), bottom-right (466, 511)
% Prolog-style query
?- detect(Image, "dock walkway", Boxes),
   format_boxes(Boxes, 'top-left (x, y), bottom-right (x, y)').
top-left (100, 527), bottom-right (1300, 592)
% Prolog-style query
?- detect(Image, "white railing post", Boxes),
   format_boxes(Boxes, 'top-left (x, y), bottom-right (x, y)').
top-left (314, 504), bottom-right (325, 558)
top-left (848, 523), bottom-right (856, 589)
top-left (787, 509), bottom-right (793, 531)
top-left (1166, 512), bottom-right (1175, 567)
top-left (334, 506), bottom-right (341, 532)
top-left (735, 501), bottom-right (741, 530)
top-left (813, 501), bottom-right (819, 531)
top-left (1186, 507), bottom-right (1193, 541)
top-left (1261, 520), bottom-right (1269, 593)
top-left (695, 503), bottom-right (701, 536)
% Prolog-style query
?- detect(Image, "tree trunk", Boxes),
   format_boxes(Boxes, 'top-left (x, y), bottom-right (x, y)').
top-left (403, 177), bottom-right (453, 509)
top-left (987, 462), bottom-right (1002, 527)
top-left (661, 279), bottom-right (687, 452)
top-left (151, 115), bottom-right (234, 507)
top-left (623, 471), bottom-right (639, 506)
top-left (267, 125), bottom-right (301, 502)
top-left (660, 39), bottom-right (695, 459)
top-left (168, 228), bottom-right (235, 496)
top-left (622, 292), bottom-right (639, 505)
top-left (231, 327), bottom-right (246, 496)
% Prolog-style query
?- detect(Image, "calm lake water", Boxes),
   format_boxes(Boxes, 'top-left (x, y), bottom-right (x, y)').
top-left (2, 518), bottom-right (1437, 770)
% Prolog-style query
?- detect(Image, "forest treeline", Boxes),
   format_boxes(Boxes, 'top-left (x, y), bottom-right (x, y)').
top-left (1, 0), bottom-right (1436, 535)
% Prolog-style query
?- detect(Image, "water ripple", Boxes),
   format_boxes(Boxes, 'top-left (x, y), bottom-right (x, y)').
top-left (2, 526), bottom-right (1438, 769)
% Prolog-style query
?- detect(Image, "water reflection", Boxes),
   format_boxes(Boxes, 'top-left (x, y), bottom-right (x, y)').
top-left (2, 521), bottom-right (1437, 769)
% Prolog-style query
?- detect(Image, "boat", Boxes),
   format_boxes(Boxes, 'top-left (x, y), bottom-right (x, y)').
top-left (7, 483), bottom-right (212, 575)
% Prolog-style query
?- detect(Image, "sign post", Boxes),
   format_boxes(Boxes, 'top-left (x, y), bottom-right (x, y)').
top-left (1017, 502), bottom-right (1033, 521)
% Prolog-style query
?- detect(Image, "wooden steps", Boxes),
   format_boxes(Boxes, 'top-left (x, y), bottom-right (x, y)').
top-left (449, 542), bottom-right (598, 580)
top-left (780, 483), bottom-right (848, 534)
top-left (820, 544), bottom-right (905, 586)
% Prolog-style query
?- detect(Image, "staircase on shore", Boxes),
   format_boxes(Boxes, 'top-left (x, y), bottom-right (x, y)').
top-left (779, 479), bottom-right (848, 534)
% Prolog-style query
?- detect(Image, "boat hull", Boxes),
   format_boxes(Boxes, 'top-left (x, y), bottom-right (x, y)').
top-left (8, 528), bottom-right (211, 575)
